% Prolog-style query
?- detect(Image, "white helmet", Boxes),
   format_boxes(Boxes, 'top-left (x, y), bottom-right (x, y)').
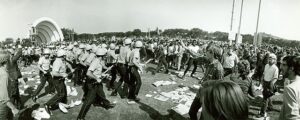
top-left (96, 48), bottom-right (107, 56)
top-left (43, 48), bottom-right (51, 54)
top-left (101, 44), bottom-right (107, 48)
top-left (109, 43), bottom-right (116, 50)
top-left (85, 45), bottom-right (92, 50)
top-left (135, 41), bottom-right (143, 48)
top-left (57, 49), bottom-right (66, 57)
top-left (67, 45), bottom-right (74, 50)
top-left (124, 38), bottom-right (132, 45)
top-left (79, 44), bottom-right (85, 49)
top-left (92, 46), bottom-right (98, 53)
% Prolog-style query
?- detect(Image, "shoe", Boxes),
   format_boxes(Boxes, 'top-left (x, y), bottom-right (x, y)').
top-left (32, 96), bottom-right (38, 103)
top-left (110, 92), bottom-right (117, 96)
top-left (190, 74), bottom-right (195, 78)
top-left (134, 97), bottom-right (141, 102)
top-left (103, 103), bottom-right (116, 110)
top-left (127, 100), bottom-right (136, 104)
top-left (44, 105), bottom-right (52, 115)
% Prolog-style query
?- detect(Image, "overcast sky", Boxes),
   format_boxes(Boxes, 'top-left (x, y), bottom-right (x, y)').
top-left (0, 0), bottom-right (299, 41)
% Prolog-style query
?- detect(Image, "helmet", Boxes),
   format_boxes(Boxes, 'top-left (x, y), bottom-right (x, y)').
top-left (57, 49), bottom-right (66, 57)
top-left (74, 42), bottom-right (78, 46)
top-left (124, 38), bottom-right (132, 45)
top-left (92, 46), bottom-right (98, 53)
top-left (101, 44), bottom-right (107, 48)
top-left (85, 45), bottom-right (92, 50)
top-left (79, 44), bottom-right (85, 49)
top-left (67, 45), bottom-right (74, 50)
top-left (43, 49), bottom-right (51, 54)
top-left (96, 48), bottom-right (107, 56)
top-left (135, 41), bottom-right (143, 48)
top-left (109, 43), bottom-right (116, 50)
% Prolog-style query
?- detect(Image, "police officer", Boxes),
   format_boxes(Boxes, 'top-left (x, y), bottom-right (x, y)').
top-left (45, 49), bottom-right (74, 115)
top-left (106, 43), bottom-right (118, 91)
top-left (77, 48), bottom-right (115, 120)
top-left (111, 38), bottom-right (131, 98)
top-left (32, 48), bottom-right (54, 102)
top-left (127, 41), bottom-right (144, 104)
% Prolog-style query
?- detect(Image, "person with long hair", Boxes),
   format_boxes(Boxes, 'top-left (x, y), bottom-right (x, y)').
top-left (202, 81), bottom-right (249, 120)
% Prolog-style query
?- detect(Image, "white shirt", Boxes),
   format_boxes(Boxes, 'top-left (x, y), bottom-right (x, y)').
top-left (263, 64), bottom-right (279, 82)
top-left (279, 78), bottom-right (300, 120)
top-left (38, 56), bottom-right (51, 71)
top-left (222, 53), bottom-right (239, 68)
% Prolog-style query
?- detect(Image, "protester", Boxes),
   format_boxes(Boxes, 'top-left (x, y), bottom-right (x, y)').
top-left (278, 56), bottom-right (300, 119)
top-left (0, 50), bottom-right (19, 119)
top-left (202, 81), bottom-right (249, 120)
top-left (258, 53), bottom-right (279, 117)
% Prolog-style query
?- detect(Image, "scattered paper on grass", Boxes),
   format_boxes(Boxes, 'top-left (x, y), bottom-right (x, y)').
top-left (58, 103), bottom-right (69, 113)
top-left (172, 104), bottom-right (190, 115)
top-left (152, 81), bottom-right (177, 87)
top-left (154, 95), bottom-right (169, 102)
top-left (145, 94), bottom-right (153, 97)
top-left (32, 108), bottom-right (51, 120)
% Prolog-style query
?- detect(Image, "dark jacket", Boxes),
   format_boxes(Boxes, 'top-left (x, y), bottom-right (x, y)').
top-left (7, 48), bottom-right (22, 80)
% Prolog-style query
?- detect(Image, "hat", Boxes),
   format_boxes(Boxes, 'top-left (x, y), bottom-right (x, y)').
top-left (135, 41), bottom-right (143, 48)
top-left (269, 53), bottom-right (277, 59)
top-left (96, 48), bottom-right (107, 56)
top-left (0, 51), bottom-right (9, 64)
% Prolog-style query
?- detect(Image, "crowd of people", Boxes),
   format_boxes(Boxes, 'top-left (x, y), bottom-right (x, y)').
top-left (0, 36), bottom-right (300, 120)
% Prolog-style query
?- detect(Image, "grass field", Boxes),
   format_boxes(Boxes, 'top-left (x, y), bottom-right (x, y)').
top-left (19, 63), bottom-right (283, 120)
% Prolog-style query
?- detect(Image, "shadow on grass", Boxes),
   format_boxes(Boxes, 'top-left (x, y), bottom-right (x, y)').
top-left (138, 102), bottom-right (171, 120)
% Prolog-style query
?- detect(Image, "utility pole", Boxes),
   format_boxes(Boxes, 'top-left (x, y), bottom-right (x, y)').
top-left (254, 0), bottom-right (262, 51)
top-left (236, 0), bottom-right (244, 45)
top-left (230, 0), bottom-right (236, 31)
top-left (229, 0), bottom-right (236, 46)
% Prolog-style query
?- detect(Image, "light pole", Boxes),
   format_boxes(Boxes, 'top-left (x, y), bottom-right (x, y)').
top-left (229, 0), bottom-right (236, 46)
top-left (254, 0), bottom-right (262, 50)
top-left (236, 0), bottom-right (244, 45)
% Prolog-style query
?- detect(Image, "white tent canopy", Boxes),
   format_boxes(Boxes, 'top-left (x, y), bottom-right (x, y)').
top-left (31, 17), bottom-right (64, 44)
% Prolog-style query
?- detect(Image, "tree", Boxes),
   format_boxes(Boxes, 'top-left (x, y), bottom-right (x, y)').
top-left (132, 29), bottom-right (142, 37)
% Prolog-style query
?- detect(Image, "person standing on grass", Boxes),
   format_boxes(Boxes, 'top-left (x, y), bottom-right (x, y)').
top-left (127, 41), bottom-right (144, 104)
top-left (44, 49), bottom-right (74, 115)
top-left (6, 45), bottom-right (22, 109)
top-left (77, 48), bottom-right (115, 120)
top-left (278, 56), bottom-right (300, 120)
top-left (258, 53), bottom-right (279, 117)
top-left (221, 48), bottom-right (239, 77)
top-left (31, 48), bottom-right (55, 102)
top-left (106, 43), bottom-right (118, 91)
top-left (110, 38), bottom-right (132, 98)
top-left (0, 50), bottom-right (20, 119)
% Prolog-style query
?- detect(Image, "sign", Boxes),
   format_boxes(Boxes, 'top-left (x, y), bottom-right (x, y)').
top-left (236, 34), bottom-right (243, 44)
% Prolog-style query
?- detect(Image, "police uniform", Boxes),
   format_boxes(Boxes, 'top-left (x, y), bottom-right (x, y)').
top-left (110, 44), bottom-right (131, 97)
top-left (106, 45), bottom-right (118, 90)
top-left (127, 41), bottom-right (143, 102)
top-left (45, 50), bottom-right (70, 113)
top-left (32, 53), bottom-right (54, 101)
top-left (77, 49), bottom-right (115, 120)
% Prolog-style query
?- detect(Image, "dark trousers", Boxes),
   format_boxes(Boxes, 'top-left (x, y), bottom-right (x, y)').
top-left (9, 79), bottom-right (21, 109)
top-left (78, 82), bottom-right (110, 119)
top-left (223, 68), bottom-right (234, 77)
top-left (260, 81), bottom-right (274, 114)
top-left (33, 71), bottom-right (55, 96)
top-left (156, 56), bottom-right (169, 72)
top-left (106, 63), bottom-right (117, 88)
top-left (128, 66), bottom-right (142, 99)
top-left (46, 77), bottom-right (67, 108)
top-left (184, 58), bottom-right (198, 76)
top-left (112, 63), bottom-right (129, 96)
